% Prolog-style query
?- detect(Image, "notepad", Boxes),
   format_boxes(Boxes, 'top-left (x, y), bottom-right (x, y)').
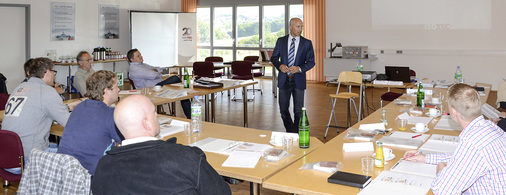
top-left (327, 171), bottom-right (372, 188)
top-left (390, 160), bottom-right (437, 178)
top-left (418, 134), bottom-right (459, 154)
top-left (222, 150), bottom-right (262, 168)
top-left (358, 170), bottom-right (434, 195)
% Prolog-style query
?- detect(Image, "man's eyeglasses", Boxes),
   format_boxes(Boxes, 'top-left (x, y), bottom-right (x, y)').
top-left (50, 70), bottom-right (57, 76)
top-left (80, 59), bottom-right (93, 62)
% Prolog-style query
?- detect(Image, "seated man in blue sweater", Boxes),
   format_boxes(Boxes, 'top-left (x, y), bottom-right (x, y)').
top-left (127, 48), bottom-right (191, 119)
top-left (57, 70), bottom-right (123, 175)
top-left (92, 95), bottom-right (231, 194)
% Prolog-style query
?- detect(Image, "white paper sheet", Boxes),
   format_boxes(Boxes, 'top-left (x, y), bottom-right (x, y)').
top-left (396, 112), bottom-right (410, 120)
top-left (222, 150), bottom-right (262, 168)
top-left (342, 142), bottom-right (374, 152)
top-left (388, 131), bottom-right (430, 142)
top-left (418, 134), bottom-right (459, 154)
top-left (359, 123), bottom-right (386, 131)
top-left (157, 119), bottom-right (189, 138)
top-left (434, 115), bottom-right (462, 131)
top-left (359, 170), bottom-right (434, 195)
top-left (407, 116), bottom-right (433, 125)
top-left (155, 89), bottom-right (188, 99)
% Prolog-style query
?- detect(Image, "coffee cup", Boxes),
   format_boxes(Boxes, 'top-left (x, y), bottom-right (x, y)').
top-left (383, 147), bottom-right (393, 159)
top-left (429, 108), bottom-right (440, 116)
top-left (415, 122), bottom-right (426, 132)
top-left (432, 97), bottom-right (440, 104)
top-left (154, 85), bottom-right (162, 91)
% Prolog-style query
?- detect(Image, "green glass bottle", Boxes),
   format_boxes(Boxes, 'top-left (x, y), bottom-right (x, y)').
top-left (416, 82), bottom-right (423, 107)
top-left (299, 107), bottom-right (310, 148)
top-left (183, 67), bottom-right (190, 88)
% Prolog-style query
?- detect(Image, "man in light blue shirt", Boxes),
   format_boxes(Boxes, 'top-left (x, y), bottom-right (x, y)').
top-left (127, 49), bottom-right (190, 118)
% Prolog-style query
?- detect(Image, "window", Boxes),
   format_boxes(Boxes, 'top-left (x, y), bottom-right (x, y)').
top-left (197, 2), bottom-right (302, 78)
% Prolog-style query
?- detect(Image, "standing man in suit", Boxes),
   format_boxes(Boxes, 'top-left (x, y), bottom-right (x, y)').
top-left (271, 17), bottom-right (315, 133)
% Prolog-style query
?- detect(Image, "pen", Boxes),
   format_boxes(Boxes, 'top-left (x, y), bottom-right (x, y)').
top-left (412, 134), bottom-right (422, 138)
top-left (402, 152), bottom-right (420, 160)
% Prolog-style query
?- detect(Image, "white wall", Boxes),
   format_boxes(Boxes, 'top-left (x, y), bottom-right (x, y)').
top-left (326, 0), bottom-right (506, 90)
top-left (0, 0), bottom-right (180, 90)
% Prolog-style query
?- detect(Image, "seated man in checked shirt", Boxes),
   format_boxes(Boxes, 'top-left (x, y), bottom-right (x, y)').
top-left (404, 83), bottom-right (506, 194)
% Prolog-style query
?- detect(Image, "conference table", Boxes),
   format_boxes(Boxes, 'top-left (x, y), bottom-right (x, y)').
top-left (262, 83), bottom-right (491, 194)
top-left (120, 78), bottom-right (257, 127)
top-left (174, 61), bottom-right (278, 98)
top-left (161, 116), bottom-right (323, 195)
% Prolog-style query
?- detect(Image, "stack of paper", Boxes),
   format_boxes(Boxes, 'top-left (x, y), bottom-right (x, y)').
top-left (390, 160), bottom-right (437, 178)
top-left (119, 90), bottom-right (141, 94)
top-left (155, 89), bottom-right (188, 99)
top-left (157, 119), bottom-right (189, 138)
top-left (377, 132), bottom-right (429, 149)
top-left (418, 134), bottom-right (459, 154)
top-left (434, 115), bottom-right (462, 131)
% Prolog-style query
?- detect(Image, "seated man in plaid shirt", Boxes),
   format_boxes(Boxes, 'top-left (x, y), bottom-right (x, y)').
top-left (404, 83), bottom-right (506, 194)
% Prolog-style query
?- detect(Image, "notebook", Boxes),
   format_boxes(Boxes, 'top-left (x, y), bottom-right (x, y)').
top-left (385, 66), bottom-right (411, 83)
top-left (327, 171), bottom-right (372, 188)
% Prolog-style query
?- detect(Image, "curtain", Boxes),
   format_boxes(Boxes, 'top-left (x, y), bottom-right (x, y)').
top-left (181, 0), bottom-right (197, 12)
top-left (303, 0), bottom-right (326, 82)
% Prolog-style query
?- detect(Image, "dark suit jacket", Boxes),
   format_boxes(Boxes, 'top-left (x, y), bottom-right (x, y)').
top-left (271, 35), bottom-right (315, 90)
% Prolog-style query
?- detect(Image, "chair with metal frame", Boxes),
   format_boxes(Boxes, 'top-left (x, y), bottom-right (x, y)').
top-left (380, 69), bottom-right (416, 107)
top-left (205, 56), bottom-right (224, 78)
top-left (325, 71), bottom-right (363, 138)
top-left (0, 129), bottom-right (24, 187)
top-left (244, 56), bottom-right (263, 94)
top-left (231, 60), bottom-right (254, 101)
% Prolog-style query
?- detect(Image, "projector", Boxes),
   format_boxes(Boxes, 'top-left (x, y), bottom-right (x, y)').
top-left (353, 70), bottom-right (377, 82)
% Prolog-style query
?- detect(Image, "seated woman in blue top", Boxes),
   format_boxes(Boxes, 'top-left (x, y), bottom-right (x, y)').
top-left (57, 70), bottom-right (123, 175)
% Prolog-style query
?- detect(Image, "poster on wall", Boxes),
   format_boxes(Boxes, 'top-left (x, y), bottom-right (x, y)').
top-left (50, 2), bottom-right (75, 41)
top-left (99, 4), bottom-right (119, 39)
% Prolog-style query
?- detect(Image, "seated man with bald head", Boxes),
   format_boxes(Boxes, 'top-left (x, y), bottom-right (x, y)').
top-left (91, 95), bottom-right (231, 194)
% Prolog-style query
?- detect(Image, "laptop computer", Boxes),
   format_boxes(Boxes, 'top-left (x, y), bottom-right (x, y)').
top-left (385, 66), bottom-right (411, 83)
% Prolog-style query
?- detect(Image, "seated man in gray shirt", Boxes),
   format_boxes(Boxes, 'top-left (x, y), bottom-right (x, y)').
top-left (73, 51), bottom-right (95, 96)
top-left (2, 58), bottom-right (81, 174)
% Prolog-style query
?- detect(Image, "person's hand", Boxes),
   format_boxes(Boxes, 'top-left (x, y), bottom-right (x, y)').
top-left (499, 112), bottom-right (506, 118)
top-left (279, 64), bottom-right (289, 73)
top-left (288, 66), bottom-right (300, 74)
top-left (403, 150), bottom-right (426, 163)
top-left (66, 99), bottom-right (82, 111)
top-left (53, 82), bottom-right (64, 94)
top-left (436, 162), bottom-right (447, 174)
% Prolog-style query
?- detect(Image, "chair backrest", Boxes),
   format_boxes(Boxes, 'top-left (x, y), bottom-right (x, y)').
top-left (205, 56), bottom-right (224, 62)
top-left (193, 61), bottom-right (215, 78)
top-left (243, 56), bottom-right (259, 62)
top-left (18, 148), bottom-right (91, 195)
top-left (409, 69), bottom-right (416, 77)
top-left (0, 93), bottom-right (9, 110)
top-left (337, 71), bottom-right (363, 85)
top-left (0, 129), bottom-right (24, 169)
top-left (128, 78), bottom-right (136, 89)
top-left (231, 61), bottom-right (253, 76)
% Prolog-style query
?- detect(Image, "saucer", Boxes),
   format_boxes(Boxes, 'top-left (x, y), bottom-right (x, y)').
top-left (153, 88), bottom-right (163, 92)
top-left (269, 140), bottom-right (283, 147)
top-left (372, 153), bottom-right (396, 161)
top-left (411, 127), bottom-right (429, 133)
top-left (425, 112), bottom-right (441, 117)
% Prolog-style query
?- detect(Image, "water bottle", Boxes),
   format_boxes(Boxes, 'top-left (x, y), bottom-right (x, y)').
top-left (454, 66), bottom-right (463, 83)
top-left (357, 60), bottom-right (363, 72)
top-left (416, 82), bottom-right (424, 107)
top-left (191, 95), bottom-right (202, 133)
top-left (381, 109), bottom-right (388, 128)
top-left (299, 107), bottom-right (310, 148)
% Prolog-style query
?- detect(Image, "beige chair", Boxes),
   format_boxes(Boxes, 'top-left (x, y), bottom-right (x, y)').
top-left (325, 71), bottom-right (363, 138)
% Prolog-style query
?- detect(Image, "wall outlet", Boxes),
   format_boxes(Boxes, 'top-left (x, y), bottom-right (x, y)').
top-left (380, 50), bottom-right (384, 54)
top-left (396, 50), bottom-right (403, 54)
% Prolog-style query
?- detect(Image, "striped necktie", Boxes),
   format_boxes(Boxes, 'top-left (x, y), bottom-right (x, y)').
top-left (287, 38), bottom-right (296, 75)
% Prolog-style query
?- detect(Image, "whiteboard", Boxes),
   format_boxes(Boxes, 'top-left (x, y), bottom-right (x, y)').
top-left (130, 11), bottom-right (183, 67)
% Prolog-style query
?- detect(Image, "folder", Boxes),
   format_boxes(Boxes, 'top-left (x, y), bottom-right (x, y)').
top-left (327, 171), bottom-right (372, 188)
